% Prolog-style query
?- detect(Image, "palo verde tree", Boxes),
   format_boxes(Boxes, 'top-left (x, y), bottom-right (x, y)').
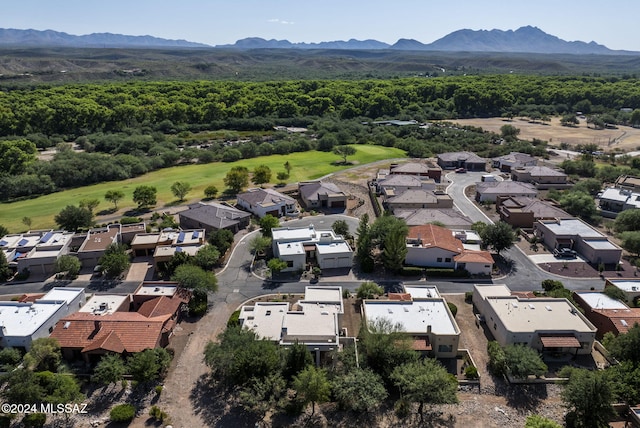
top-left (333, 145), bottom-right (357, 164)
top-left (132, 185), bottom-right (157, 209)
top-left (170, 181), bottom-right (192, 201)
top-left (104, 189), bottom-right (124, 210)
top-left (292, 365), bottom-right (331, 415)
top-left (223, 166), bottom-right (249, 194)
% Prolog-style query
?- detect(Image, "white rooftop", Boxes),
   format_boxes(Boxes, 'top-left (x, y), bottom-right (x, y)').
top-left (0, 302), bottom-right (64, 337)
top-left (277, 241), bottom-right (305, 256)
top-left (600, 187), bottom-right (633, 203)
top-left (405, 286), bottom-right (440, 299)
top-left (135, 284), bottom-right (178, 297)
top-left (40, 287), bottom-right (85, 304)
top-left (487, 296), bottom-right (596, 333)
top-left (240, 302), bottom-right (288, 340)
top-left (272, 226), bottom-right (317, 241)
top-left (303, 286), bottom-right (343, 304)
top-left (582, 239), bottom-right (619, 250)
top-left (363, 299), bottom-right (458, 335)
top-left (575, 292), bottom-right (628, 310)
top-left (607, 280), bottom-right (640, 292)
top-left (315, 241), bottom-right (351, 255)
top-left (474, 284), bottom-right (513, 300)
top-left (539, 218), bottom-right (605, 239)
top-left (79, 294), bottom-right (130, 315)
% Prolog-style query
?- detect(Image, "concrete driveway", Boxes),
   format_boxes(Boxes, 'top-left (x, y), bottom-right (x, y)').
top-left (529, 254), bottom-right (585, 264)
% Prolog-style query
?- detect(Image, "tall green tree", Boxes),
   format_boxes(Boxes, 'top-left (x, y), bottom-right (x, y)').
top-left (332, 368), bottom-right (387, 413)
top-left (333, 145), bottom-right (357, 163)
top-left (171, 264), bottom-right (218, 293)
top-left (132, 185), bottom-right (157, 209)
top-left (479, 221), bottom-right (516, 255)
top-left (607, 323), bottom-right (640, 365)
top-left (356, 281), bottom-right (384, 299)
top-left (252, 164), bottom-right (272, 186)
top-left (170, 181), bottom-right (192, 201)
top-left (356, 213), bottom-right (374, 271)
top-left (238, 372), bottom-right (287, 420)
top-left (360, 318), bottom-right (417, 384)
top-left (127, 348), bottom-right (172, 383)
top-left (559, 191), bottom-right (598, 222)
top-left (104, 189), bottom-right (124, 210)
top-left (99, 243), bottom-right (130, 278)
top-left (91, 354), bottom-right (126, 386)
top-left (0, 251), bottom-right (11, 282)
top-left (223, 166), bottom-right (249, 193)
top-left (614, 209), bottom-right (640, 232)
top-left (79, 198), bottom-right (100, 214)
top-left (283, 341), bottom-right (313, 381)
top-left (382, 227), bottom-right (408, 272)
top-left (258, 214), bottom-right (280, 238)
top-left (331, 219), bottom-right (351, 239)
top-left (292, 365), bottom-right (331, 415)
top-left (204, 326), bottom-right (281, 386)
top-left (561, 368), bottom-right (614, 428)
top-left (203, 185), bottom-right (218, 199)
top-left (54, 205), bottom-right (93, 232)
top-left (192, 245), bottom-right (221, 271)
top-left (619, 231), bottom-right (640, 257)
top-left (54, 255), bottom-right (81, 279)
top-left (284, 161), bottom-right (292, 175)
top-left (390, 358), bottom-right (458, 423)
top-left (503, 344), bottom-right (547, 378)
top-left (23, 338), bottom-right (62, 373)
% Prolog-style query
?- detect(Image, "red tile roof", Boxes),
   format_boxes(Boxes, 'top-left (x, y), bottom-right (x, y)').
top-left (408, 224), bottom-right (463, 253)
top-left (593, 309), bottom-right (640, 334)
top-left (138, 296), bottom-right (183, 318)
top-left (50, 311), bottom-right (170, 354)
top-left (454, 250), bottom-right (494, 264)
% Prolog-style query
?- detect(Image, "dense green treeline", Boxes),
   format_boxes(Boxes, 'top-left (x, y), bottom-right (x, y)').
top-left (2, 75), bottom-right (640, 138)
top-left (2, 74), bottom-right (639, 201)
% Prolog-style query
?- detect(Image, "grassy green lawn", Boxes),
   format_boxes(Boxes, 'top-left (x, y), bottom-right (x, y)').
top-left (0, 145), bottom-right (405, 232)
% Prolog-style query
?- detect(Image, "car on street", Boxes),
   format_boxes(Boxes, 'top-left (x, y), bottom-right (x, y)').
top-left (553, 248), bottom-right (577, 259)
top-left (455, 167), bottom-right (467, 173)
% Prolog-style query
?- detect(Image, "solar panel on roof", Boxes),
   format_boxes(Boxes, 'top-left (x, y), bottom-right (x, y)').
top-left (40, 231), bottom-right (54, 243)
top-left (17, 239), bottom-right (28, 246)
top-left (177, 232), bottom-right (185, 243)
top-left (0, 240), bottom-right (7, 247)
top-left (192, 231), bottom-right (199, 239)
top-left (175, 246), bottom-right (183, 253)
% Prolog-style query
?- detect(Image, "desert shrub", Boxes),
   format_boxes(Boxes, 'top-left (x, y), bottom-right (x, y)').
top-left (227, 310), bottom-right (241, 327)
top-left (110, 404), bottom-right (136, 422)
top-left (464, 291), bottom-right (473, 303)
top-left (119, 216), bottom-right (142, 225)
top-left (464, 366), bottom-right (479, 379)
top-left (21, 413), bottom-right (46, 428)
top-left (447, 302), bottom-right (458, 317)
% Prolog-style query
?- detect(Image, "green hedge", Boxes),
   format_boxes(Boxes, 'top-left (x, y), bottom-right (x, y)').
top-left (425, 268), bottom-right (470, 278)
top-left (399, 267), bottom-right (423, 276)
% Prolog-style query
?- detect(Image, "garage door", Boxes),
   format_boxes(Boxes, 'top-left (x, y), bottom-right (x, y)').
top-left (331, 200), bottom-right (345, 208)
top-left (337, 257), bottom-right (351, 268)
top-left (322, 258), bottom-right (336, 268)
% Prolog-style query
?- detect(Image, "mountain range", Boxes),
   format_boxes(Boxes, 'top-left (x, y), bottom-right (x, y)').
top-left (0, 26), bottom-right (635, 55)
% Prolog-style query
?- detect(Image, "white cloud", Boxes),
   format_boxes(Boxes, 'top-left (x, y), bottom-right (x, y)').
top-left (267, 18), bottom-right (294, 25)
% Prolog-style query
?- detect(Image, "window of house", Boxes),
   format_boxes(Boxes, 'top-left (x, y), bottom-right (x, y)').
top-left (445, 258), bottom-right (451, 263)
top-left (49, 326), bottom-right (54, 334)
top-left (437, 257), bottom-right (442, 263)
top-left (438, 344), bottom-right (453, 353)
top-left (287, 261), bottom-right (293, 267)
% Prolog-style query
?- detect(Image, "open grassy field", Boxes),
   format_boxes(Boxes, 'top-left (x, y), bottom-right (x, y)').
top-left (452, 116), bottom-right (640, 152)
top-left (0, 145), bottom-right (405, 233)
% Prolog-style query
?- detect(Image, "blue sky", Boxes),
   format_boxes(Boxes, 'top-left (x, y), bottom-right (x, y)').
top-left (3, 0), bottom-right (640, 51)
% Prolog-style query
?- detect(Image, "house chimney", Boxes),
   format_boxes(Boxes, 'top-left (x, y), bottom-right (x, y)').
top-left (427, 325), bottom-right (432, 334)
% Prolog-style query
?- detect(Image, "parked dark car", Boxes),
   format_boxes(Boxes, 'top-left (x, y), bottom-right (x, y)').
top-left (553, 248), bottom-right (577, 259)
top-left (455, 168), bottom-right (467, 173)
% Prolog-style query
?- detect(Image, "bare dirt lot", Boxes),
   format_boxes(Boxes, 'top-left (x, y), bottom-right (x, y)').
top-left (452, 117), bottom-right (640, 153)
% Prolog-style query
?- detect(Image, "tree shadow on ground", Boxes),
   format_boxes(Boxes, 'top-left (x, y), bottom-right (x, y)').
top-left (189, 373), bottom-right (256, 427)
top-left (164, 200), bottom-right (184, 207)
top-left (495, 381), bottom-right (548, 411)
top-left (97, 208), bottom-right (118, 216)
top-left (493, 254), bottom-right (516, 275)
top-left (124, 208), bottom-right (150, 217)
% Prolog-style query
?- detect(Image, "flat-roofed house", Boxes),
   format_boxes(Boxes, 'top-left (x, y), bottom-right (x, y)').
top-left (473, 284), bottom-right (596, 357)
top-left (239, 286), bottom-right (344, 365)
top-left (385, 189), bottom-right (454, 212)
top-left (77, 225), bottom-right (120, 266)
top-left (437, 151), bottom-right (487, 171)
top-left (510, 166), bottom-right (569, 188)
top-left (573, 291), bottom-right (640, 338)
top-left (405, 224), bottom-right (493, 275)
top-left (615, 175), bottom-right (640, 191)
top-left (598, 187), bottom-right (640, 217)
top-left (237, 188), bottom-right (298, 218)
top-left (271, 225), bottom-right (353, 271)
top-left (534, 218), bottom-right (622, 265)
top-left (376, 174), bottom-right (436, 197)
top-left (298, 181), bottom-right (347, 209)
top-left (178, 202), bottom-right (250, 234)
top-left (475, 181), bottom-right (538, 202)
top-left (0, 230), bottom-right (75, 274)
top-left (79, 294), bottom-right (130, 315)
top-left (362, 285), bottom-right (460, 358)
top-left (492, 152), bottom-right (537, 172)
top-left (388, 161), bottom-right (442, 182)
top-left (394, 208), bottom-right (474, 229)
top-left (0, 287), bottom-right (85, 351)
top-left (497, 196), bottom-right (571, 229)
top-left (604, 279), bottom-right (640, 306)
